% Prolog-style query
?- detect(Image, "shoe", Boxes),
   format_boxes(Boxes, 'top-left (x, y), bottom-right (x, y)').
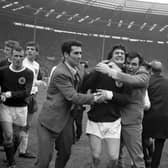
top-left (19, 151), bottom-right (36, 159)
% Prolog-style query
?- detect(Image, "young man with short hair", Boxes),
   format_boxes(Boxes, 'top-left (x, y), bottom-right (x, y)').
top-left (0, 45), bottom-right (33, 168)
top-left (0, 40), bottom-right (20, 67)
top-left (0, 40), bottom-right (20, 151)
top-left (18, 41), bottom-right (46, 158)
top-left (82, 44), bottom-right (132, 168)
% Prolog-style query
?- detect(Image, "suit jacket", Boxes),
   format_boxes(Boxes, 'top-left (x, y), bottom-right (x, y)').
top-left (115, 67), bottom-right (150, 125)
top-left (143, 74), bottom-right (168, 138)
top-left (38, 62), bottom-right (94, 133)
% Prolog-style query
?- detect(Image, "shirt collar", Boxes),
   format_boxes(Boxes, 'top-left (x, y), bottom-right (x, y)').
top-left (9, 64), bottom-right (26, 72)
top-left (64, 61), bottom-right (77, 76)
top-left (8, 58), bottom-right (12, 63)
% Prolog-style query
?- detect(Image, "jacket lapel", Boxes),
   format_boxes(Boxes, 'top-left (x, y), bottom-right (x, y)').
top-left (62, 62), bottom-right (78, 87)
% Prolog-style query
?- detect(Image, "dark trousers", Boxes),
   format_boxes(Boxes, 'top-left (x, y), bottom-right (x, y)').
top-left (71, 106), bottom-right (85, 141)
top-left (74, 111), bottom-right (83, 140)
top-left (142, 135), bottom-right (154, 167)
top-left (151, 138), bottom-right (165, 168)
top-left (36, 117), bottom-right (74, 168)
top-left (55, 118), bottom-right (75, 168)
top-left (0, 125), bottom-right (3, 145)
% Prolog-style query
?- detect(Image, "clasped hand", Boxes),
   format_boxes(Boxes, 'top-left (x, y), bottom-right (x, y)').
top-left (35, 80), bottom-right (47, 87)
top-left (93, 89), bottom-right (113, 103)
top-left (95, 62), bottom-right (121, 79)
top-left (0, 91), bottom-right (12, 102)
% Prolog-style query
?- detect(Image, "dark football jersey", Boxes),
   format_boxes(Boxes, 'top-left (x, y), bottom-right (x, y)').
top-left (0, 66), bottom-right (33, 107)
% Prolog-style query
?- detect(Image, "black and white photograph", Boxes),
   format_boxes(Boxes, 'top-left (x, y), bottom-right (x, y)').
top-left (0, 0), bottom-right (168, 168)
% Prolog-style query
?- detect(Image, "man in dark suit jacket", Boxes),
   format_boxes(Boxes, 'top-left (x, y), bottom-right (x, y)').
top-left (36, 40), bottom-right (105, 168)
top-left (143, 60), bottom-right (168, 168)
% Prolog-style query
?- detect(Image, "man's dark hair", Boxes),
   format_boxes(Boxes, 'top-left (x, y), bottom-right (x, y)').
top-left (25, 41), bottom-right (39, 52)
top-left (61, 40), bottom-right (82, 55)
top-left (126, 51), bottom-right (144, 66)
top-left (107, 44), bottom-right (126, 60)
top-left (5, 40), bottom-right (19, 49)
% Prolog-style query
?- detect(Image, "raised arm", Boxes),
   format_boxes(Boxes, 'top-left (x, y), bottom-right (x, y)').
top-left (96, 63), bottom-right (149, 88)
top-left (112, 70), bottom-right (149, 88)
top-left (51, 72), bottom-right (95, 105)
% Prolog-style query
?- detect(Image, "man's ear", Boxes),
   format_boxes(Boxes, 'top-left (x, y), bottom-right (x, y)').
top-left (36, 51), bottom-right (39, 56)
top-left (64, 52), bottom-right (69, 59)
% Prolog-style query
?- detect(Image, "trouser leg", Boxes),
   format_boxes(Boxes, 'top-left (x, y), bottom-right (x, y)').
top-left (36, 120), bottom-right (56, 168)
top-left (117, 134), bottom-right (132, 168)
top-left (75, 111), bottom-right (83, 140)
top-left (0, 104), bottom-right (4, 146)
top-left (122, 124), bottom-right (145, 168)
top-left (142, 135), bottom-right (153, 167)
top-left (151, 138), bottom-right (165, 168)
top-left (55, 117), bottom-right (74, 168)
top-left (0, 124), bottom-right (3, 145)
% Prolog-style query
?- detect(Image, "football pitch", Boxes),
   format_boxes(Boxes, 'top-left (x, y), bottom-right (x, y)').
top-left (0, 86), bottom-right (168, 168)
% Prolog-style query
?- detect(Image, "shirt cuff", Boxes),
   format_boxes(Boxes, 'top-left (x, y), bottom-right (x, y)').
top-left (5, 91), bottom-right (12, 98)
top-left (106, 91), bottom-right (113, 100)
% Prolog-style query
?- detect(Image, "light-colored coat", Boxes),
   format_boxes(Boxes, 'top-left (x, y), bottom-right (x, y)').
top-left (114, 67), bottom-right (150, 125)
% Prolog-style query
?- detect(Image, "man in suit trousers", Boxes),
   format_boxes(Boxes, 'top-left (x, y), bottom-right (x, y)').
top-left (36, 40), bottom-right (105, 168)
top-left (96, 52), bottom-right (150, 168)
top-left (143, 60), bottom-right (168, 168)
top-left (72, 60), bottom-right (89, 141)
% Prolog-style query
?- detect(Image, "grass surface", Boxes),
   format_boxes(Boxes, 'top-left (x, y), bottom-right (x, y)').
top-left (0, 86), bottom-right (168, 168)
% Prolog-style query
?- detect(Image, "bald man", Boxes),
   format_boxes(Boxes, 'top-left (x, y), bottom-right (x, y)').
top-left (143, 60), bottom-right (168, 168)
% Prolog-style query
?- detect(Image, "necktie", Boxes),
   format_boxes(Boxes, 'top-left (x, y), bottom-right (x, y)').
top-left (74, 72), bottom-right (80, 90)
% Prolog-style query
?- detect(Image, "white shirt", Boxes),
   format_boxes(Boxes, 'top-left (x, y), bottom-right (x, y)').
top-left (48, 66), bottom-right (57, 84)
top-left (23, 57), bottom-right (40, 94)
